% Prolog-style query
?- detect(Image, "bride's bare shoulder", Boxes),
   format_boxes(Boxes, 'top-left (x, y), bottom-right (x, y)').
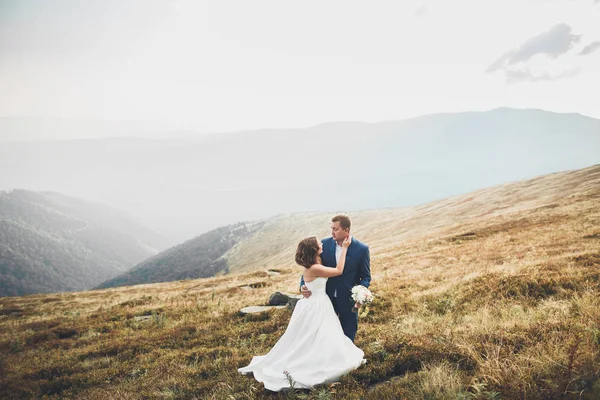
top-left (307, 263), bottom-right (326, 270)
top-left (304, 264), bottom-right (324, 275)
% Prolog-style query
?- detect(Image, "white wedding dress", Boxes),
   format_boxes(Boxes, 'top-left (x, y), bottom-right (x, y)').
top-left (238, 276), bottom-right (365, 391)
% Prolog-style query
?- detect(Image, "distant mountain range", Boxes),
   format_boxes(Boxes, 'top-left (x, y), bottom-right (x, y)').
top-left (96, 164), bottom-right (600, 290)
top-left (1, 108), bottom-right (598, 243)
top-left (0, 190), bottom-right (169, 297)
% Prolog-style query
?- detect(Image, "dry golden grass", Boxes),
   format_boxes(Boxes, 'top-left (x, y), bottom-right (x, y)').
top-left (1, 165), bottom-right (599, 399)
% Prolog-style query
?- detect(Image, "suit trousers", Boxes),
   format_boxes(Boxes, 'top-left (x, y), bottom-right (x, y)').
top-left (330, 291), bottom-right (359, 342)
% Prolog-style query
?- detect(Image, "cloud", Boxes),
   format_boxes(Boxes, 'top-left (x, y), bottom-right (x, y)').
top-left (487, 23), bottom-right (581, 73)
top-left (579, 41), bottom-right (600, 56)
top-left (487, 23), bottom-right (583, 82)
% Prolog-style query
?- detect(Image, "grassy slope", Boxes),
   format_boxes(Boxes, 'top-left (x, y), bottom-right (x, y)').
top-left (0, 165), bottom-right (599, 399)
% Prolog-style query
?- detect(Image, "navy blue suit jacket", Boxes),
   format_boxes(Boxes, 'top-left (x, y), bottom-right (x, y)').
top-left (300, 236), bottom-right (371, 303)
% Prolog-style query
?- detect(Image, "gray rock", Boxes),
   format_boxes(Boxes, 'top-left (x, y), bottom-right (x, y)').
top-left (268, 291), bottom-right (290, 305)
top-left (269, 291), bottom-right (304, 307)
top-left (240, 305), bottom-right (286, 314)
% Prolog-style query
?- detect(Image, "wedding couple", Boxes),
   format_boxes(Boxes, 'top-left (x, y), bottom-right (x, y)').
top-left (238, 214), bottom-right (372, 392)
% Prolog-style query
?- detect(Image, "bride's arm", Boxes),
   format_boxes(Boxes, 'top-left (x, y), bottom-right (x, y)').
top-left (308, 263), bottom-right (344, 277)
top-left (309, 237), bottom-right (350, 277)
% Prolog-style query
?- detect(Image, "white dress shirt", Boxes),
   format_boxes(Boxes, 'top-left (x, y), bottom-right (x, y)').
top-left (334, 241), bottom-right (343, 297)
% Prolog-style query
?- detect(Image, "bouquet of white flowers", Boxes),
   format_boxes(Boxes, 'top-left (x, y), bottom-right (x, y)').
top-left (351, 285), bottom-right (374, 312)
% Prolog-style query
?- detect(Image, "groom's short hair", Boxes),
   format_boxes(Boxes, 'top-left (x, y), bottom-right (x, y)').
top-left (332, 214), bottom-right (351, 231)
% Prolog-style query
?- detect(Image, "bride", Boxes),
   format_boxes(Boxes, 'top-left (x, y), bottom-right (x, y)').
top-left (238, 235), bottom-right (365, 392)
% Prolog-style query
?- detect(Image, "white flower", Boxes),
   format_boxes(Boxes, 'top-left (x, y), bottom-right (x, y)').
top-left (351, 285), bottom-right (374, 305)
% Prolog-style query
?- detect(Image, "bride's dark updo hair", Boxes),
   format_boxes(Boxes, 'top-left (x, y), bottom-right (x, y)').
top-left (295, 236), bottom-right (320, 268)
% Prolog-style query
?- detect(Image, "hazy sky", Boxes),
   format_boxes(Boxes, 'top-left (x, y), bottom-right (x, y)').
top-left (1, 0), bottom-right (599, 132)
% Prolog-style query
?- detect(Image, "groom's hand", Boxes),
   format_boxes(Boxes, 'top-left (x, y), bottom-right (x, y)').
top-left (301, 285), bottom-right (312, 298)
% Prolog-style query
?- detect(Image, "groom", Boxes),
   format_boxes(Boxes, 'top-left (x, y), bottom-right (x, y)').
top-left (300, 214), bottom-right (371, 342)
